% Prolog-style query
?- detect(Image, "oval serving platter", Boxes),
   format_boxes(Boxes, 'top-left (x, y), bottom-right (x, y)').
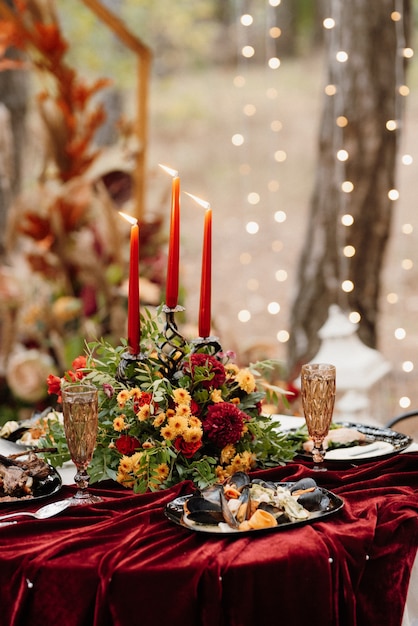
top-left (164, 481), bottom-right (344, 536)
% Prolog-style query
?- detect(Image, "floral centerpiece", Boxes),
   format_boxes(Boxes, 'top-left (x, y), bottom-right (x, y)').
top-left (45, 308), bottom-right (298, 493)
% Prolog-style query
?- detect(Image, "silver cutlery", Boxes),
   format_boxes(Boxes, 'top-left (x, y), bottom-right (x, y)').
top-left (0, 498), bottom-right (71, 523)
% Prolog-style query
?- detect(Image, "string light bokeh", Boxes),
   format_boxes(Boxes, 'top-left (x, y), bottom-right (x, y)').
top-left (232, 0), bottom-right (291, 353)
top-left (228, 0), bottom-right (417, 411)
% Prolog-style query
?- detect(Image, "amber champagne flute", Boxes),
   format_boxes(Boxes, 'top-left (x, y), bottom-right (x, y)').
top-left (61, 383), bottom-right (102, 505)
top-left (301, 363), bottom-right (336, 471)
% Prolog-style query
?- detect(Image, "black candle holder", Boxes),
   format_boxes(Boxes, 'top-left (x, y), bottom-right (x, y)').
top-left (157, 304), bottom-right (188, 379)
top-left (191, 335), bottom-right (222, 356)
top-left (116, 350), bottom-right (148, 385)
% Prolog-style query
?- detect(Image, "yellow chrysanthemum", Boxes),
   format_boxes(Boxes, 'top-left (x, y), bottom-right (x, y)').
top-left (116, 471), bottom-right (135, 488)
top-left (167, 415), bottom-right (188, 436)
top-left (175, 403), bottom-right (191, 418)
top-left (155, 463), bottom-right (170, 480)
top-left (166, 409), bottom-right (175, 418)
top-left (160, 425), bottom-right (176, 440)
top-left (136, 404), bottom-right (150, 422)
top-left (188, 415), bottom-right (202, 428)
top-left (130, 452), bottom-right (144, 470)
top-left (173, 388), bottom-right (191, 405)
top-left (230, 397), bottom-right (240, 404)
top-left (117, 389), bottom-right (130, 408)
top-left (225, 363), bottom-right (240, 376)
top-left (215, 466), bottom-right (229, 482)
top-left (113, 415), bottom-right (127, 432)
top-left (220, 443), bottom-right (236, 465)
top-left (118, 455), bottom-right (134, 473)
top-left (129, 387), bottom-right (142, 401)
top-left (142, 441), bottom-right (154, 449)
top-left (182, 426), bottom-right (203, 443)
top-left (241, 450), bottom-right (257, 469)
top-left (153, 412), bottom-right (166, 427)
top-left (211, 389), bottom-right (223, 403)
top-left (236, 368), bottom-right (256, 393)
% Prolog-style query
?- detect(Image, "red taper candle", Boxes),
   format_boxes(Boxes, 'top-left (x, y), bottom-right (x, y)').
top-left (199, 206), bottom-right (212, 338)
top-left (119, 212), bottom-right (140, 354)
top-left (166, 174), bottom-right (180, 308)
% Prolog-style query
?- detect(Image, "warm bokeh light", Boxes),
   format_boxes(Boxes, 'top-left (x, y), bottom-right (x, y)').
top-left (276, 330), bottom-right (289, 343)
top-left (242, 45), bottom-right (255, 58)
top-left (349, 311), bottom-right (361, 324)
top-left (240, 252), bottom-right (252, 265)
top-left (342, 280), bottom-right (354, 293)
top-left (323, 18), bottom-right (335, 29)
top-left (274, 210), bottom-right (286, 223)
top-left (275, 269), bottom-right (288, 282)
top-left (341, 214), bottom-right (354, 226)
top-left (241, 14), bottom-right (253, 26)
top-left (267, 302), bottom-right (281, 314)
top-left (246, 221), bottom-right (259, 234)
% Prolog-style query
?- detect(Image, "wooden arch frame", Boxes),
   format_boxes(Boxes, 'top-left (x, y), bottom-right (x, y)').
top-left (81, 0), bottom-right (152, 221)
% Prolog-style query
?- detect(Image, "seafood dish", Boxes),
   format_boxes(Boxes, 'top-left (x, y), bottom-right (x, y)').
top-left (165, 472), bottom-right (344, 535)
top-left (0, 452), bottom-right (61, 503)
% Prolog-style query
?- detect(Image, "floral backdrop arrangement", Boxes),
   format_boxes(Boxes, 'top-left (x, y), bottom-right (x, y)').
top-left (44, 307), bottom-right (298, 492)
top-left (0, 1), bottom-right (167, 422)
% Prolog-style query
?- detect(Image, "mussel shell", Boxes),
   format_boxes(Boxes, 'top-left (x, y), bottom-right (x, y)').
top-left (296, 488), bottom-right (330, 511)
top-left (235, 484), bottom-right (252, 523)
top-left (258, 501), bottom-right (287, 524)
top-left (225, 471), bottom-right (250, 491)
top-left (185, 495), bottom-right (224, 525)
top-left (197, 483), bottom-right (224, 506)
top-left (251, 479), bottom-right (277, 491)
top-left (289, 478), bottom-right (317, 493)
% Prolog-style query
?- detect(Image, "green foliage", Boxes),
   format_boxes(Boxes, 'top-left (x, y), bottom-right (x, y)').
top-left (43, 307), bottom-right (298, 493)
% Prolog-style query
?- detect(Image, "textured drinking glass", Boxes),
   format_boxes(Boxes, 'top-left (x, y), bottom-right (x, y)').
top-left (301, 363), bottom-right (336, 470)
top-left (61, 383), bottom-right (102, 505)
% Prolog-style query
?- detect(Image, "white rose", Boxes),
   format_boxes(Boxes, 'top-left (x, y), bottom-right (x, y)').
top-left (6, 349), bottom-right (57, 403)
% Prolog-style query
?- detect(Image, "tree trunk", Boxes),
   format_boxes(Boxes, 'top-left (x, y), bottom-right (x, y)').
top-left (287, 0), bottom-right (411, 373)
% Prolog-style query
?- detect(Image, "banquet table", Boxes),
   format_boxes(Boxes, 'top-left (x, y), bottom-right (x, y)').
top-left (0, 427), bottom-right (417, 626)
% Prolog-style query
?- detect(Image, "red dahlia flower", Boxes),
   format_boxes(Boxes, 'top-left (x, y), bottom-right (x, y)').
top-left (185, 354), bottom-right (226, 389)
top-left (203, 402), bottom-right (247, 447)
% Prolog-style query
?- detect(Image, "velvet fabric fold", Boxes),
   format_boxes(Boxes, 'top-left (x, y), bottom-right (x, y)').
top-left (0, 454), bottom-right (416, 626)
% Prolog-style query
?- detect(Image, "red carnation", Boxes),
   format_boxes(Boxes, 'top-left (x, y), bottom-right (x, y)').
top-left (185, 353), bottom-right (226, 389)
top-left (174, 436), bottom-right (202, 458)
top-left (203, 402), bottom-right (246, 448)
top-left (190, 399), bottom-right (200, 416)
top-left (115, 435), bottom-right (141, 456)
top-left (72, 355), bottom-right (87, 372)
top-left (133, 391), bottom-right (153, 413)
top-left (47, 374), bottom-right (62, 400)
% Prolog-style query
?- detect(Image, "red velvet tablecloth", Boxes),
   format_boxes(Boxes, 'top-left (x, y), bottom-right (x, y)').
top-left (0, 453), bottom-right (417, 626)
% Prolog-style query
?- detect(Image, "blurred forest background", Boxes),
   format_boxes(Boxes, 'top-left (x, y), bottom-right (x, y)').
top-left (1, 0), bottom-right (418, 422)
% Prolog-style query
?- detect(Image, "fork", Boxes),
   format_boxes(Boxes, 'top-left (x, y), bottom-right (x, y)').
top-left (0, 499), bottom-right (71, 522)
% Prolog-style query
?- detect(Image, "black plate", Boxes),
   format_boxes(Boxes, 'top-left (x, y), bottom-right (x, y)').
top-left (0, 465), bottom-right (62, 506)
top-left (294, 421), bottom-right (413, 463)
top-left (165, 482), bottom-right (344, 536)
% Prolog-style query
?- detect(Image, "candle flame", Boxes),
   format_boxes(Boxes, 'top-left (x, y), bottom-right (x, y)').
top-left (159, 163), bottom-right (179, 178)
top-left (185, 192), bottom-right (211, 210)
top-left (119, 211), bottom-right (138, 226)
